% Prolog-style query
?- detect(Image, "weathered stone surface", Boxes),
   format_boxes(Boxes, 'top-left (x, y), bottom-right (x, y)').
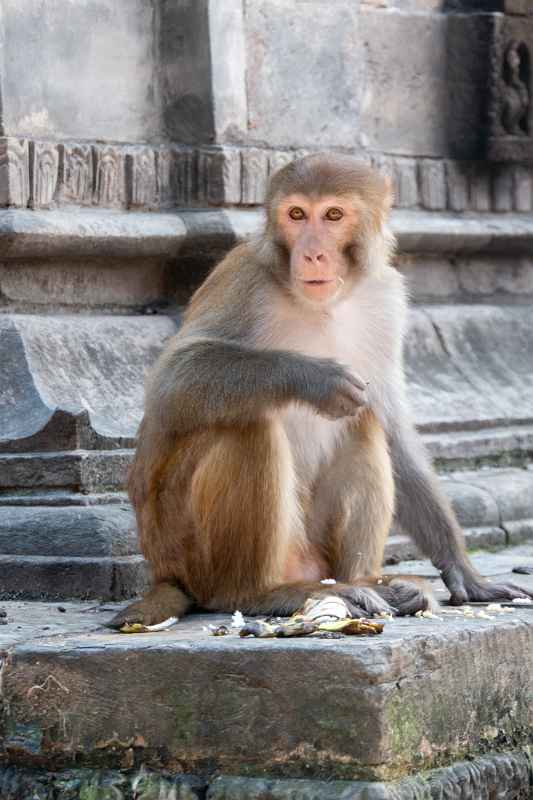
top-left (0, 506), bottom-right (136, 557)
top-left (0, 752), bottom-right (530, 800)
top-left (209, 0), bottom-right (248, 145)
top-left (469, 167), bottom-right (491, 212)
top-left (400, 253), bottom-right (533, 304)
top-left (29, 142), bottom-right (59, 210)
top-left (2, 603), bottom-right (532, 780)
top-left (207, 752), bottom-right (533, 799)
top-left (1, 208), bottom-right (533, 266)
top-left (0, 315), bottom-right (176, 444)
top-left (93, 145), bottom-right (126, 208)
top-left (445, 161), bottom-right (469, 212)
top-left (0, 555), bottom-right (147, 601)
top-left (393, 159), bottom-right (418, 208)
top-left (198, 148), bottom-right (242, 207)
top-left (513, 166), bottom-right (533, 212)
top-left (57, 143), bottom-right (93, 207)
top-left (419, 160), bottom-right (446, 210)
top-left (241, 149), bottom-right (269, 206)
top-left (424, 426), bottom-right (533, 470)
top-left (405, 305), bottom-right (533, 430)
top-left (0, 138), bottom-right (30, 208)
top-left (268, 151), bottom-right (294, 178)
top-left (457, 468), bottom-right (533, 528)
top-left (0, 0), bottom-right (160, 144)
top-left (244, 1), bottom-right (361, 149)
top-left (126, 147), bottom-right (157, 211)
top-left (492, 165), bottom-right (514, 212)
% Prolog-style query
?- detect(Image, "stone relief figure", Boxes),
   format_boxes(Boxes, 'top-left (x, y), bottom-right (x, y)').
top-left (502, 40), bottom-right (530, 136)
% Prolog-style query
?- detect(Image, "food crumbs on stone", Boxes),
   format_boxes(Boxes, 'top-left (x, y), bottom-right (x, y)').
top-left (231, 610), bottom-right (246, 628)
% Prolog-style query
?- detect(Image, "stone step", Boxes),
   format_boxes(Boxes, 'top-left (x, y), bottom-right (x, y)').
top-left (424, 424), bottom-right (533, 471)
top-left (0, 467), bottom-right (530, 601)
top-left (0, 555), bottom-right (148, 601)
top-left (1, 209), bottom-right (533, 313)
top-left (386, 466), bottom-right (533, 563)
top-left (0, 753), bottom-right (530, 800)
top-left (0, 548), bottom-right (531, 794)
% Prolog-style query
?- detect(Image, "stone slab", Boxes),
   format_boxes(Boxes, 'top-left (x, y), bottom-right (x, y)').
top-left (0, 555), bottom-right (148, 602)
top-left (1, 589), bottom-right (533, 780)
top-left (1, 209), bottom-right (533, 262)
top-left (0, 314), bottom-right (176, 445)
top-left (0, 0), bottom-right (160, 143)
top-left (244, 1), bottom-right (362, 150)
top-left (0, 506), bottom-right (136, 557)
top-left (0, 751), bottom-right (531, 800)
top-left (423, 425), bottom-right (533, 469)
top-left (405, 305), bottom-right (533, 431)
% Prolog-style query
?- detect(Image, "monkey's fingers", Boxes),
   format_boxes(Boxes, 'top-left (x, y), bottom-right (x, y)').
top-left (320, 380), bottom-right (367, 420)
top-left (344, 371), bottom-right (368, 392)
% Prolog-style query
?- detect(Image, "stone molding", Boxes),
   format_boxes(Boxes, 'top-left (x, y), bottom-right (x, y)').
top-left (0, 137), bottom-right (532, 213)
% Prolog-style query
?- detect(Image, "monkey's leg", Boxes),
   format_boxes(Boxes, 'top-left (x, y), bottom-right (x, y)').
top-left (311, 410), bottom-right (435, 616)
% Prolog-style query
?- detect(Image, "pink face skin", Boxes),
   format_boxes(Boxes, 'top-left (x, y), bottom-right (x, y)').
top-left (276, 193), bottom-right (359, 305)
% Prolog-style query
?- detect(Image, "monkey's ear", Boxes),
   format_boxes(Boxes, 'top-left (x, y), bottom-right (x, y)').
top-left (382, 174), bottom-right (394, 212)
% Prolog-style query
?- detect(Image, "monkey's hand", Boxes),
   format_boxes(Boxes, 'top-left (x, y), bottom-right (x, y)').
top-left (303, 358), bottom-right (367, 420)
top-left (442, 565), bottom-right (533, 605)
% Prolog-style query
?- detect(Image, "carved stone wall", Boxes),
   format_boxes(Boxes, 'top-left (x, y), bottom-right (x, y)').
top-left (0, 137), bottom-right (531, 213)
top-left (487, 6), bottom-right (533, 161)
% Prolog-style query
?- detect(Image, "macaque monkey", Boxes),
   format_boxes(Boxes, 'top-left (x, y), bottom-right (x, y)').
top-left (110, 154), bottom-right (532, 629)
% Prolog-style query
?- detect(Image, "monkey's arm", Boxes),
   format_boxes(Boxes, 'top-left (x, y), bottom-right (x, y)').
top-left (389, 423), bottom-right (532, 603)
top-left (148, 337), bottom-right (366, 436)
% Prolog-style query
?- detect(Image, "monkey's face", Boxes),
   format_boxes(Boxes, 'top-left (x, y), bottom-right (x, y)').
top-left (274, 193), bottom-right (360, 305)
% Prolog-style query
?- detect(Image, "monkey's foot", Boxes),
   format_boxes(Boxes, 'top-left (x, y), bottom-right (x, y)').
top-left (371, 577), bottom-right (436, 616)
top-left (107, 583), bottom-right (192, 629)
top-left (444, 567), bottom-right (533, 605)
top-left (333, 585), bottom-right (397, 617)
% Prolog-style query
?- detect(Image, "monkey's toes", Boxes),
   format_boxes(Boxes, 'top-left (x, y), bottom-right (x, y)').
top-left (339, 586), bottom-right (396, 618)
top-left (384, 579), bottom-right (434, 616)
top-left (106, 601), bottom-right (170, 630)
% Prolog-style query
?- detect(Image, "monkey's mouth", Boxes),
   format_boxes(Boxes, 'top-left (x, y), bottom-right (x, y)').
top-left (303, 279), bottom-right (334, 285)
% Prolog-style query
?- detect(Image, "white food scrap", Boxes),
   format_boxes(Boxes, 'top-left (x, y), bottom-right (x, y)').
top-left (231, 610), bottom-right (246, 628)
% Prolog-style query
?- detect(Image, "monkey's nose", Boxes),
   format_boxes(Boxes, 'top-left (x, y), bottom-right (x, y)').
top-left (304, 252), bottom-right (325, 264)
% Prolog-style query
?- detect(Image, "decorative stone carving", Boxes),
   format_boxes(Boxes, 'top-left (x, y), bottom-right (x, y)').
top-left (0, 138), bottom-right (30, 208)
top-left (126, 147), bottom-right (157, 210)
top-left (446, 161), bottom-right (469, 212)
top-left (175, 148), bottom-right (197, 207)
top-left (198, 147), bottom-right (241, 206)
top-left (393, 158), bottom-right (418, 209)
top-left (29, 141), bottom-right (59, 209)
top-left (93, 144), bottom-right (126, 207)
top-left (419, 160), bottom-right (447, 211)
top-left (241, 148), bottom-right (268, 205)
top-left (268, 151), bottom-right (294, 177)
top-left (59, 143), bottom-right (93, 206)
top-left (487, 9), bottom-right (533, 161)
top-left (157, 146), bottom-right (178, 209)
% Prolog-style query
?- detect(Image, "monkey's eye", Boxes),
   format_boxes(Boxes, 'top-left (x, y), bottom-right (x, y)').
top-left (325, 207), bottom-right (344, 221)
top-left (288, 207), bottom-right (306, 221)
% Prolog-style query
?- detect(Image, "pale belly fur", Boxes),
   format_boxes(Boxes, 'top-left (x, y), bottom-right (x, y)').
top-left (253, 274), bottom-right (405, 583)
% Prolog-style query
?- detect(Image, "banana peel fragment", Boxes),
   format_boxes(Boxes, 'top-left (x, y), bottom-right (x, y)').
top-left (239, 617), bottom-right (384, 638)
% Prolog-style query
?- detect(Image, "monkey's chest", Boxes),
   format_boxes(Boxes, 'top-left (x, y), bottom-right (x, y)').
top-left (281, 405), bottom-right (348, 482)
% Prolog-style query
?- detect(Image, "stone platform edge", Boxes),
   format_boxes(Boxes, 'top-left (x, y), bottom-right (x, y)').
top-left (0, 749), bottom-right (531, 800)
top-left (2, 208), bottom-right (533, 260)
